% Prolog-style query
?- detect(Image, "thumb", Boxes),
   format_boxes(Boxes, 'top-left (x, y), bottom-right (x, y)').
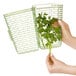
top-left (48, 54), bottom-right (53, 64)
top-left (51, 55), bottom-right (57, 62)
top-left (58, 20), bottom-right (64, 29)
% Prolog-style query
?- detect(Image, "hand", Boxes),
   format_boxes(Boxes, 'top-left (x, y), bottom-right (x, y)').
top-left (46, 54), bottom-right (76, 75)
top-left (58, 20), bottom-right (76, 49)
top-left (46, 54), bottom-right (67, 73)
top-left (58, 20), bottom-right (72, 44)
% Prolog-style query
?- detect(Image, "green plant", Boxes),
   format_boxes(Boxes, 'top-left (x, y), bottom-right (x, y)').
top-left (36, 13), bottom-right (62, 54)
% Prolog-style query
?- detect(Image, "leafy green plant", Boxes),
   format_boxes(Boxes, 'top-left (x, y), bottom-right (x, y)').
top-left (36, 13), bottom-right (62, 54)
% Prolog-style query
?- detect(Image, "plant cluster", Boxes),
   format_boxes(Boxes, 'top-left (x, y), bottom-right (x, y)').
top-left (36, 13), bottom-right (62, 53)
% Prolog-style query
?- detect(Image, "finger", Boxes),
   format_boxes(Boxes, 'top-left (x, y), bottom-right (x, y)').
top-left (46, 54), bottom-right (50, 65)
top-left (58, 20), bottom-right (64, 28)
top-left (46, 54), bottom-right (50, 63)
top-left (58, 20), bottom-right (71, 35)
top-left (51, 55), bottom-right (57, 62)
top-left (58, 20), bottom-right (69, 29)
top-left (46, 54), bottom-right (53, 65)
top-left (58, 20), bottom-right (68, 35)
top-left (48, 54), bottom-right (53, 64)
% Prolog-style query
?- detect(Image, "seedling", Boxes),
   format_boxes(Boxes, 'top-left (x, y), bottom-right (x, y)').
top-left (36, 13), bottom-right (62, 54)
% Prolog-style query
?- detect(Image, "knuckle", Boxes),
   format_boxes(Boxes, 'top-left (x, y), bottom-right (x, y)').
top-left (48, 68), bottom-right (54, 73)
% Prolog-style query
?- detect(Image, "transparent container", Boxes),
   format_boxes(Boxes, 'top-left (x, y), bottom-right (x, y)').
top-left (4, 3), bottom-right (63, 54)
top-left (33, 3), bottom-right (63, 49)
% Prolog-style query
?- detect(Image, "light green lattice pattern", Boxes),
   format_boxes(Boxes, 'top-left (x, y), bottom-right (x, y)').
top-left (33, 4), bottom-right (63, 48)
top-left (4, 3), bottom-right (63, 54)
top-left (4, 9), bottom-right (38, 54)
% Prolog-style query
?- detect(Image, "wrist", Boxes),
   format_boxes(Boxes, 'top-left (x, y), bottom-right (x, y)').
top-left (64, 35), bottom-right (76, 49)
top-left (57, 63), bottom-right (69, 74)
top-left (64, 65), bottom-right (76, 75)
top-left (60, 64), bottom-right (69, 74)
top-left (69, 36), bottom-right (76, 49)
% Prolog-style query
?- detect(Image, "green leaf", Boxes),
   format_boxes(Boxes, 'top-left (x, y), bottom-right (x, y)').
top-left (44, 13), bottom-right (48, 15)
top-left (36, 13), bottom-right (62, 53)
top-left (51, 17), bottom-right (58, 24)
top-left (48, 16), bottom-right (51, 19)
top-left (38, 27), bottom-right (45, 33)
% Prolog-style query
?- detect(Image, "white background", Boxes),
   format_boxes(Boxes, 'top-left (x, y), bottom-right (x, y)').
top-left (0, 0), bottom-right (76, 76)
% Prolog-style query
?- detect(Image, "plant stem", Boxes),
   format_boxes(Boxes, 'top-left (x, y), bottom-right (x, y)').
top-left (39, 34), bottom-right (45, 48)
top-left (48, 42), bottom-right (52, 54)
top-left (49, 48), bottom-right (51, 54)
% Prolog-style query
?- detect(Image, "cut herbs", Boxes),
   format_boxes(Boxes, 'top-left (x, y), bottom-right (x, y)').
top-left (36, 13), bottom-right (62, 54)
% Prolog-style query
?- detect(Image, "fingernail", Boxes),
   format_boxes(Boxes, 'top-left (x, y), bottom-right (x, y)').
top-left (58, 20), bottom-right (62, 23)
top-left (58, 20), bottom-right (63, 26)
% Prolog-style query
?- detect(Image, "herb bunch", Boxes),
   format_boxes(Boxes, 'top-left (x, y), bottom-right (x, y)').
top-left (36, 13), bottom-right (62, 53)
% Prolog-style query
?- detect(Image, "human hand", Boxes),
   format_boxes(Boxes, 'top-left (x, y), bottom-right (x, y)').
top-left (46, 54), bottom-right (76, 75)
top-left (46, 54), bottom-right (67, 73)
top-left (58, 20), bottom-right (76, 49)
top-left (58, 20), bottom-right (72, 44)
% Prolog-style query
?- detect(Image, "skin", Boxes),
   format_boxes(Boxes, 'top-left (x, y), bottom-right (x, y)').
top-left (59, 20), bottom-right (76, 49)
top-left (46, 54), bottom-right (76, 75)
top-left (46, 20), bottom-right (76, 75)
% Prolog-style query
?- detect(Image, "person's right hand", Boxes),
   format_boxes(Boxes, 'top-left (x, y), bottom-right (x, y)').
top-left (46, 54), bottom-right (67, 73)
top-left (46, 54), bottom-right (76, 75)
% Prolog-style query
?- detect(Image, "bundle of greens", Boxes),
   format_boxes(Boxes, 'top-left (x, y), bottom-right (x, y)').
top-left (36, 13), bottom-right (62, 54)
